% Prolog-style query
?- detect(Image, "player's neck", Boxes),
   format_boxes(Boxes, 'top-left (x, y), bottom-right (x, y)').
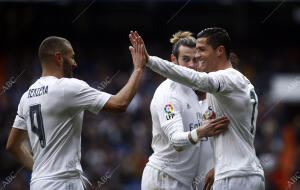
top-left (216, 59), bottom-right (232, 71)
top-left (41, 70), bottom-right (64, 79)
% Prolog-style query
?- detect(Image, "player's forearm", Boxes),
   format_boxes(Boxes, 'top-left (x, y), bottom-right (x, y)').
top-left (114, 68), bottom-right (144, 111)
top-left (8, 145), bottom-right (33, 171)
top-left (147, 56), bottom-right (217, 93)
top-left (163, 123), bottom-right (194, 151)
top-left (169, 131), bottom-right (191, 151)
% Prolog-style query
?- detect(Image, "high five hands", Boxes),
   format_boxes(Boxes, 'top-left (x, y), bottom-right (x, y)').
top-left (129, 31), bottom-right (149, 65)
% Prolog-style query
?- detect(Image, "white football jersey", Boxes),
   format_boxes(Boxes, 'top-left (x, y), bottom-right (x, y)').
top-left (147, 79), bottom-right (205, 187)
top-left (194, 99), bottom-right (215, 189)
top-left (147, 56), bottom-right (264, 181)
top-left (12, 76), bottom-right (111, 183)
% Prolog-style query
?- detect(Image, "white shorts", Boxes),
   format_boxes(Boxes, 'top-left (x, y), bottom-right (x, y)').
top-left (213, 175), bottom-right (265, 190)
top-left (30, 178), bottom-right (84, 190)
top-left (141, 165), bottom-right (191, 190)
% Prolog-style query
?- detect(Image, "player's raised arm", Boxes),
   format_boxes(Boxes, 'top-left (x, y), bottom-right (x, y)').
top-left (129, 31), bottom-right (228, 94)
top-left (102, 38), bottom-right (146, 113)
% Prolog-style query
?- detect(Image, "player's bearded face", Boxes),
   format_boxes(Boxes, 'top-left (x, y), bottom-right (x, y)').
top-left (63, 57), bottom-right (74, 78)
top-left (177, 46), bottom-right (198, 71)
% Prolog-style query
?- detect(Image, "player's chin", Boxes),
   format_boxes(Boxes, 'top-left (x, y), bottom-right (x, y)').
top-left (198, 65), bottom-right (206, 72)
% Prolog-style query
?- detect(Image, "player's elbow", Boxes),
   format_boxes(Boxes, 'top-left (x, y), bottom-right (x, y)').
top-left (6, 141), bottom-right (16, 153)
top-left (103, 96), bottom-right (128, 113)
top-left (110, 99), bottom-right (128, 113)
top-left (113, 103), bottom-right (128, 113)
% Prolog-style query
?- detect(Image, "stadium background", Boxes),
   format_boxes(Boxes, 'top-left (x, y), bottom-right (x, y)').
top-left (0, 0), bottom-right (300, 189)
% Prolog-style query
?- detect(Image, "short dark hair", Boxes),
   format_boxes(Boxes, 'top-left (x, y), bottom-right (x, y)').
top-left (197, 27), bottom-right (231, 59)
top-left (38, 36), bottom-right (70, 64)
top-left (170, 31), bottom-right (196, 58)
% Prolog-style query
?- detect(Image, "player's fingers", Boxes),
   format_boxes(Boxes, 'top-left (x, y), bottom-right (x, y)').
top-left (207, 180), bottom-right (214, 190)
top-left (129, 34), bottom-right (135, 46)
top-left (130, 31), bottom-right (136, 41)
top-left (137, 41), bottom-right (141, 54)
top-left (139, 36), bottom-right (143, 46)
top-left (139, 34), bottom-right (147, 50)
top-left (213, 127), bottom-right (228, 135)
top-left (138, 37), bottom-right (144, 52)
top-left (204, 179), bottom-right (213, 190)
top-left (203, 179), bottom-right (208, 190)
top-left (213, 119), bottom-right (229, 127)
top-left (133, 31), bottom-right (138, 40)
top-left (134, 31), bottom-right (139, 39)
top-left (129, 46), bottom-right (135, 57)
top-left (212, 117), bottom-right (229, 125)
top-left (140, 44), bottom-right (145, 56)
top-left (136, 32), bottom-right (141, 44)
top-left (130, 38), bottom-right (136, 49)
top-left (131, 32), bottom-right (139, 48)
top-left (214, 122), bottom-right (228, 129)
top-left (210, 116), bottom-right (228, 124)
top-left (129, 46), bottom-right (134, 53)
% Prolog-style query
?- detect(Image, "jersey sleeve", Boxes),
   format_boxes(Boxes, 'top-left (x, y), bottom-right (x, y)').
top-left (64, 79), bottom-right (112, 114)
top-left (156, 95), bottom-right (192, 150)
top-left (147, 56), bottom-right (234, 94)
top-left (12, 96), bottom-right (27, 130)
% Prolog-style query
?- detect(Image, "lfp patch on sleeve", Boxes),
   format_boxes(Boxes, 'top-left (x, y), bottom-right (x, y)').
top-left (164, 104), bottom-right (175, 120)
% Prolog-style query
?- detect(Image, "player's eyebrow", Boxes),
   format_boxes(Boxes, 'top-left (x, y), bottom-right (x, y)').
top-left (197, 46), bottom-right (205, 50)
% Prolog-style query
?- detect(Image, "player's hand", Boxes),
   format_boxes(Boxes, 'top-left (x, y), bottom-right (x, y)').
top-left (197, 116), bottom-right (229, 138)
top-left (129, 31), bottom-right (149, 62)
top-left (129, 32), bottom-right (147, 71)
top-left (203, 168), bottom-right (214, 190)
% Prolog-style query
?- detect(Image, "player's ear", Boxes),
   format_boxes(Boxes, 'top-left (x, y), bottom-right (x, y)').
top-left (216, 46), bottom-right (225, 57)
top-left (171, 54), bottom-right (178, 65)
top-left (54, 52), bottom-right (63, 64)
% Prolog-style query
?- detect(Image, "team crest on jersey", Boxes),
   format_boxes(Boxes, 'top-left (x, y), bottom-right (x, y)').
top-left (164, 104), bottom-right (175, 120)
top-left (202, 106), bottom-right (216, 120)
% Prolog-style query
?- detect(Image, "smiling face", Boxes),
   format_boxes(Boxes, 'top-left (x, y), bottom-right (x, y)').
top-left (172, 45), bottom-right (198, 71)
top-left (195, 37), bottom-right (219, 73)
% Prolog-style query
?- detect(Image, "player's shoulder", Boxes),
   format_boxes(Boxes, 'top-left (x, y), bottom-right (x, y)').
top-left (54, 78), bottom-right (91, 98)
top-left (59, 78), bottom-right (90, 92)
top-left (153, 79), bottom-right (178, 99)
top-left (214, 67), bottom-right (240, 77)
top-left (152, 79), bottom-right (181, 108)
top-left (18, 90), bottom-right (29, 105)
top-left (215, 68), bottom-right (251, 88)
top-left (60, 78), bottom-right (89, 88)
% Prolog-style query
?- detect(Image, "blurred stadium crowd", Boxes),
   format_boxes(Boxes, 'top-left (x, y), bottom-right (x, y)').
top-left (0, 1), bottom-right (300, 190)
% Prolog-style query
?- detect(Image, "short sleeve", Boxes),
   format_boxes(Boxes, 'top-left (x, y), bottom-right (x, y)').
top-left (64, 79), bottom-right (112, 114)
top-left (13, 98), bottom-right (27, 130)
